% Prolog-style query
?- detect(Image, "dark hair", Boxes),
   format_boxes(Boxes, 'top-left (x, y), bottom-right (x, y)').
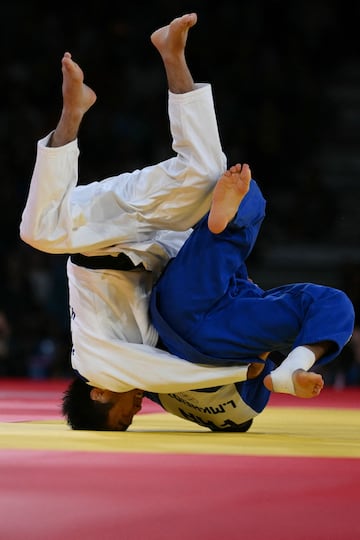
top-left (62, 377), bottom-right (113, 430)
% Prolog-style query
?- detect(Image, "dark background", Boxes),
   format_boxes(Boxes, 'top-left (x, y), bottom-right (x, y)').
top-left (0, 0), bottom-right (359, 385)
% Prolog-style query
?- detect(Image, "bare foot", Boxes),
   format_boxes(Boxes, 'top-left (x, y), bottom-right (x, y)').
top-left (150, 13), bottom-right (197, 60)
top-left (208, 163), bottom-right (251, 234)
top-left (61, 52), bottom-right (97, 116)
top-left (264, 369), bottom-right (324, 398)
top-left (49, 52), bottom-right (97, 147)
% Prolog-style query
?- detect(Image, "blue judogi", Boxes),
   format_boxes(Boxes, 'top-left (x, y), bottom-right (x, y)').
top-left (150, 179), bottom-right (355, 369)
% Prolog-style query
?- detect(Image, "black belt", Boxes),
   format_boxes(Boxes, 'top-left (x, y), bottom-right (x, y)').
top-left (70, 252), bottom-right (144, 271)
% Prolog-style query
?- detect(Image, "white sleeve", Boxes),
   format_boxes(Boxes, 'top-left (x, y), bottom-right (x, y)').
top-left (68, 262), bottom-right (248, 393)
top-left (20, 83), bottom-right (226, 254)
top-left (73, 339), bottom-right (248, 393)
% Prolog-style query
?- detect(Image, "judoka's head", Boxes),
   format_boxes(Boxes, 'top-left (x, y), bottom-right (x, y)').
top-left (62, 377), bottom-right (144, 431)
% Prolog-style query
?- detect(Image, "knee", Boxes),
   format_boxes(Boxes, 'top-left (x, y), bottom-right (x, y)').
top-left (335, 289), bottom-right (355, 316)
top-left (331, 288), bottom-right (355, 333)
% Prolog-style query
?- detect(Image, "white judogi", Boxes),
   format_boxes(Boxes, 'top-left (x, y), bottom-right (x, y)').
top-left (151, 385), bottom-right (262, 430)
top-left (20, 84), bottom-right (249, 392)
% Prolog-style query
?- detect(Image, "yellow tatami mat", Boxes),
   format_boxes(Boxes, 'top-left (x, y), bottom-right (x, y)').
top-left (1, 405), bottom-right (359, 458)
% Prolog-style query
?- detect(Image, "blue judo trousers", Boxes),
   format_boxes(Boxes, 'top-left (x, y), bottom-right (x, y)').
top-left (150, 179), bottom-right (355, 368)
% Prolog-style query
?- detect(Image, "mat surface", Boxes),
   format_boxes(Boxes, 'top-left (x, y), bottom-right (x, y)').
top-left (1, 379), bottom-right (359, 540)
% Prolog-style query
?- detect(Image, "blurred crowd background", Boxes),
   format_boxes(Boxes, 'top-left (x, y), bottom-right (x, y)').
top-left (0, 1), bottom-right (359, 386)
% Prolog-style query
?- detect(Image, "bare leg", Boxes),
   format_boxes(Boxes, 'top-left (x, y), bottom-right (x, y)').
top-left (50, 52), bottom-right (97, 147)
top-left (208, 164), bottom-right (252, 234)
top-left (151, 13), bottom-right (197, 93)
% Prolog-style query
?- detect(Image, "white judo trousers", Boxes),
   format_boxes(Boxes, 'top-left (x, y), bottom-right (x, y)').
top-left (20, 83), bottom-right (251, 393)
